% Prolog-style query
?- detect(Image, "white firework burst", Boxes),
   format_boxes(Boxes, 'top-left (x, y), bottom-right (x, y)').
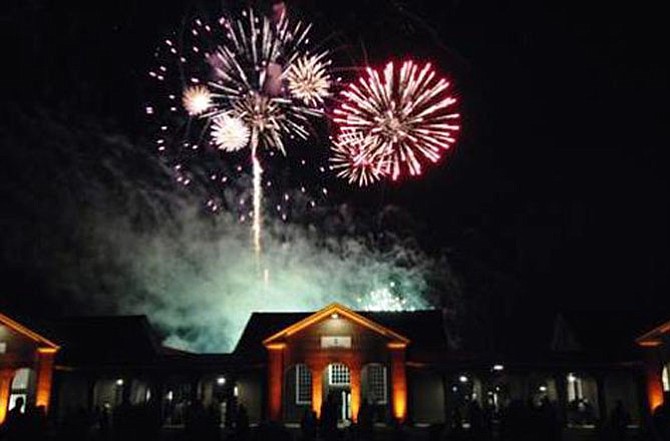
top-left (182, 85), bottom-right (212, 116)
top-left (211, 114), bottom-right (250, 152)
top-left (286, 53), bottom-right (332, 107)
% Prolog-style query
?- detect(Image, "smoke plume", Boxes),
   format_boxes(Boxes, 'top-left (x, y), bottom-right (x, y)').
top-left (0, 106), bottom-right (459, 352)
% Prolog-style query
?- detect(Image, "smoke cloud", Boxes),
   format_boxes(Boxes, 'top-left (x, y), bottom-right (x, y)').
top-left (0, 107), bottom-right (459, 352)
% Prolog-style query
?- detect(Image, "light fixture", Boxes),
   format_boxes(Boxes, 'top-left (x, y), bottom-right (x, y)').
top-left (459, 375), bottom-right (468, 383)
top-left (234, 386), bottom-right (239, 397)
top-left (331, 313), bottom-right (339, 319)
top-left (115, 379), bottom-right (124, 386)
top-left (568, 373), bottom-right (577, 383)
top-left (493, 364), bottom-right (504, 372)
top-left (539, 385), bottom-right (548, 392)
top-left (217, 376), bottom-right (226, 386)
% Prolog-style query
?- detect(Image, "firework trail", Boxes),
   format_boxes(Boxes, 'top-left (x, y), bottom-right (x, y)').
top-left (332, 60), bottom-right (460, 184)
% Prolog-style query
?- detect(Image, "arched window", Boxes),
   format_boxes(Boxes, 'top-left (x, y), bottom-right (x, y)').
top-left (663, 365), bottom-right (669, 392)
top-left (295, 364), bottom-right (312, 405)
top-left (364, 364), bottom-right (387, 404)
top-left (328, 363), bottom-right (350, 386)
top-left (9, 368), bottom-right (33, 412)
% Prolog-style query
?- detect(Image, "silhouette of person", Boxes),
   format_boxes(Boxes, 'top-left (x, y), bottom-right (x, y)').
top-left (357, 399), bottom-right (374, 441)
top-left (608, 400), bottom-right (630, 441)
top-left (3, 397), bottom-right (27, 441)
top-left (300, 408), bottom-right (317, 441)
top-left (652, 392), bottom-right (670, 441)
top-left (235, 403), bottom-right (250, 440)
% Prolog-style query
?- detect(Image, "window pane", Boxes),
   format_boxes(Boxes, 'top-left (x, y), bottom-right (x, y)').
top-left (11, 369), bottom-right (30, 391)
top-left (367, 365), bottom-right (387, 404)
top-left (663, 365), bottom-right (669, 392)
top-left (296, 365), bottom-right (312, 404)
top-left (329, 364), bottom-right (350, 386)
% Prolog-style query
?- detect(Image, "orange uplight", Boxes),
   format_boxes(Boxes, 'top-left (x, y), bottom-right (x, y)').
top-left (311, 368), bottom-right (323, 418)
top-left (265, 343), bottom-right (284, 421)
top-left (389, 346), bottom-right (408, 422)
top-left (350, 367), bottom-right (361, 422)
top-left (0, 369), bottom-right (14, 424)
top-left (649, 388), bottom-right (664, 412)
top-left (392, 388), bottom-right (407, 421)
top-left (646, 368), bottom-right (665, 411)
top-left (35, 347), bottom-right (58, 410)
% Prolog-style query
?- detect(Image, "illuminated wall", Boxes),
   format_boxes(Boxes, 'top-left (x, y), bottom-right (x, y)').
top-left (0, 369), bottom-right (13, 424)
top-left (263, 304), bottom-right (410, 423)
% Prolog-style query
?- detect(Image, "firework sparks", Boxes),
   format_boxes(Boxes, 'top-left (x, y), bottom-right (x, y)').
top-left (204, 9), bottom-right (327, 153)
top-left (286, 54), bottom-right (332, 107)
top-left (356, 287), bottom-right (418, 312)
top-left (329, 131), bottom-right (387, 186)
top-left (182, 85), bottom-right (213, 116)
top-left (211, 114), bottom-right (250, 151)
top-left (332, 61), bottom-right (460, 181)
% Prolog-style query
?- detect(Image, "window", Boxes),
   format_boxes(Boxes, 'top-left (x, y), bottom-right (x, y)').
top-left (296, 365), bottom-right (312, 404)
top-left (0, 342), bottom-right (6, 354)
top-left (367, 364), bottom-right (387, 404)
top-left (328, 363), bottom-right (350, 386)
top-left (663, 365), bottom-right (669, 392)
top-left (11, 369), bottom-right (29, 390)
top-left (9, 368), bottom-right (31, 412)
top-left (567, 373), bottom-right (584, 402)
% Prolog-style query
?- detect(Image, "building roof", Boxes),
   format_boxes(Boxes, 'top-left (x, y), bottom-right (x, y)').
top-left (235, 307), bottom-right (448, 363)
top-left (0, 311), bottom-right (60, 350)
top-left (487, 309), bottom-right (655, 366)
top-left (43, 315), bottom-right (163, 367)
top-left (263, 303), bottom-right (410, 347)
top-left (636, 318), bottom-right (670, 347)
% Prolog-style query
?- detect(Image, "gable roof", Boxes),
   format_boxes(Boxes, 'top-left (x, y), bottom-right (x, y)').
top-left (43, 315), bottom-right (162, 366)
top-left (262, 303), bottom-right (410, 347)
top-left (235, 305), bottom-right (447, 364)
top-left (482, 309), bottom-right (654, 364)
top-left (636, 319), bottom-right (670, 347)
top-left (0, 311), bottom-right (59, 349)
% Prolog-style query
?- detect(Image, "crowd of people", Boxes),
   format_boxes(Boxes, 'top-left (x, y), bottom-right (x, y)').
top-left (1, 393), bottom-right (669, 440)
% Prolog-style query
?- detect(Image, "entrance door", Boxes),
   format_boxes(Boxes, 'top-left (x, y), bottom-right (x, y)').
top-left (340, 390), bottom-right (351, 421)
top-left (325, 363), bottom-right (351, 421)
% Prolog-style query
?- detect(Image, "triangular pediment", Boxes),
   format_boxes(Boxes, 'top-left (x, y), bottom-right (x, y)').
top-left (0, 312), bottom-right (60, 349)
top-left (262, 303), bottom-right (410, 348)
top-left (637, 319), bottom-right (670, 347)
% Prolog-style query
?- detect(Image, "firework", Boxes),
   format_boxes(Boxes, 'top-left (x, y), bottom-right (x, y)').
top-left (149, 9), bottom-right (332, 260)
top-left (356, 287), bottom-right (419, 312)
top-left (204, 9), bottom-right (328, 153)
top-left (182, 85), bottom-right (213, 116)
top-left (211, 114), bottom-right (251, 151)
top-left (332, 61), bottom-right (460, 181)
top-left (286, 54), bottom-right (332, 107)
top-left (329, 131), bottom-right (387, 186)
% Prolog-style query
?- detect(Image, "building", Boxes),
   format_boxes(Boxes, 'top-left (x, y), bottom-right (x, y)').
top-left (0, 312), bottom-right (59, 423)
top-left (636, 319), bottom-right (670, 411)
top-left (0, 303), bottom-right (663, 429)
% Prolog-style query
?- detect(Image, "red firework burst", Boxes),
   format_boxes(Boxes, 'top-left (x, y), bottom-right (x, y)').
top-left (331, 60), bottom-right (460, 184)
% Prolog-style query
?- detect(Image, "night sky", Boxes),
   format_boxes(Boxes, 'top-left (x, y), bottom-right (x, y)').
top-left (1, 0), bottom-right (668, 326)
